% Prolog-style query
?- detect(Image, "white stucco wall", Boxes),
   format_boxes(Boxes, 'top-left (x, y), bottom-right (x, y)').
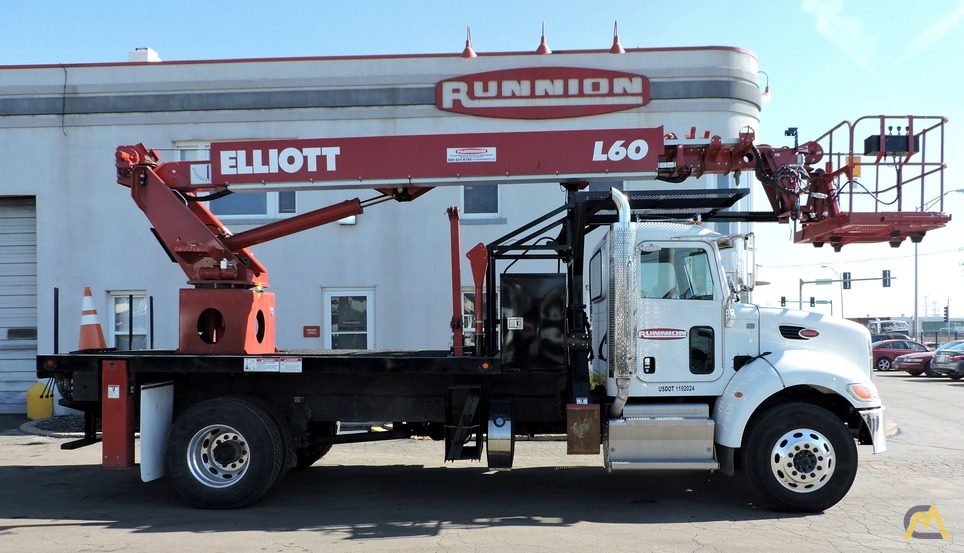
top-left (0, 46), bottom-right (761, 371)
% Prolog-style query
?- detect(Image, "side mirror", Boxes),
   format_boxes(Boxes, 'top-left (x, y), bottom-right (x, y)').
top-left (738, 275), bottom-right (754, 292)
top-left (724, 277), bottom-right (747, 328)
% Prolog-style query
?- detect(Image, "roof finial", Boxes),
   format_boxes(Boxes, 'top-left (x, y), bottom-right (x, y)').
top-left (610, 20), bottom-right (625, 54)
top-left (759, 70), bottom-right (772, 103)
top-left (461, 25), bottom-right (477, 58)
top-left (536, 21), bottom-right (552, 54)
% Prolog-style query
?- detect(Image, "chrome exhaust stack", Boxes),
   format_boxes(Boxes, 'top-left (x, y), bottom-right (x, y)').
top-left (608, 188), bottom-right (636, 418)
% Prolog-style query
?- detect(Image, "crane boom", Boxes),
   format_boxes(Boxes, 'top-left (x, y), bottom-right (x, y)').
top-left (114, 116), bottom-right (950, 353)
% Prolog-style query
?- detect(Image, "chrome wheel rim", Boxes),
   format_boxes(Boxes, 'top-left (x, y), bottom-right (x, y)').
top-left (770, 428), bottom-right (835, 493)
top-left (186, 424), bottom-right (250, 488)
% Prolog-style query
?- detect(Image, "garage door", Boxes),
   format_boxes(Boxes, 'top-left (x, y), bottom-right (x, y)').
top-left (0, 198), bottom-right (37, 414)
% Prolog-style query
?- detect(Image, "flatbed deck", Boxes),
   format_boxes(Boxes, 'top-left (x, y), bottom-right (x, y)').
top-left (37, 348), bottom-right (571, 425)
top-left (39, 348), bottom-right (530, 375)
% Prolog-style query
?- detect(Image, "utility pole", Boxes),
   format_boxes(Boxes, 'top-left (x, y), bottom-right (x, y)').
top-left (914, 242), bottom-right (919, 339)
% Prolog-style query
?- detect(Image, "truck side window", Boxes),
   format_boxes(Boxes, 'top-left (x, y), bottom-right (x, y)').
top-left (638, 247), bottom-right (713, 300)
top-left (680, 249), bottom-right (714, 300)
top-left (638, 249), bottom-right (677, 299)
top-left (689, 326), bottom-right (715, 374)
top-left (589, 250), bottom-right (603, 301)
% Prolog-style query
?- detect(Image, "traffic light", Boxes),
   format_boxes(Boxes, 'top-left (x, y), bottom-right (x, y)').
top-left (842, 272), bottom-right (851, 290)
top-left (780, 296), bottom-right (786, 307)
top-left (944, 306), bottom-right (949, 323)
top-left (882, 269), bottom-right (891, 287)
top-left (810, 297), bottom-right (815, 307)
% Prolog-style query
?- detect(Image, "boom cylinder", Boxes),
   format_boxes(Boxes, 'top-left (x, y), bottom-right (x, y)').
top-left (223, 199), bottom-right (363, 251)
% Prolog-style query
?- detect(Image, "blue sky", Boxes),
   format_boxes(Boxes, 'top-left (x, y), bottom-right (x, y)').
top-left (3, 0), bottom-right (964, 325)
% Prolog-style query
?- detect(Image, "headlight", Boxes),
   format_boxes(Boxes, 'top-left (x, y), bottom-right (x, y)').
top-left (848, 382), bottom-right (879, 402)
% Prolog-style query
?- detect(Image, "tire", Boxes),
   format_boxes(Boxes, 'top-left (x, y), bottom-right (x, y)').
top-left (875, 357), bottom-right (891, 371)
top-left (243, 396), bottom-right (296, 474)
top-left (743, 403), bottom-right (858, 513)
top-left (923, 365), bottom-right (937, 378)
top-left (950, 374), bottom-right (963, 381)
top-left (294, 421), bottom-right (339, 471)
top-left (165, 397), bottom-right (285, 508)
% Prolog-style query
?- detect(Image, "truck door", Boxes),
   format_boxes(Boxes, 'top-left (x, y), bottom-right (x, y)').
top-left (634, 242), bottom-right (724, 392)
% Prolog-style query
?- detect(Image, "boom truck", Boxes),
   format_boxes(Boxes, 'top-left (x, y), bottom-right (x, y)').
top-left (37, 114), bottom-right (950, 511)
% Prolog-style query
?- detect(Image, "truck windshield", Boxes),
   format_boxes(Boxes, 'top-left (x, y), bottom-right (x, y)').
top-left (638, 247), bottom-right (714, 300)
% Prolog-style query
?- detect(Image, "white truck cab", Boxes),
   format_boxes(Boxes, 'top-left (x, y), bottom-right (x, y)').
top-left (589, 189), bottom-right (885, 512)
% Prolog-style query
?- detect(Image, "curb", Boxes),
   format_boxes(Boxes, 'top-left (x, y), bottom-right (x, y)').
top-left (19, 418), bottom-right (87, 439)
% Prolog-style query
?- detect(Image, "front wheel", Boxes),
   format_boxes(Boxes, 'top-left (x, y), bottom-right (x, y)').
top-left (743, 403), bottom-right (858, 512)
top-left (875, 357), bottom-right (892, 371)
top-left (165, 397), bottom-right (285, 508)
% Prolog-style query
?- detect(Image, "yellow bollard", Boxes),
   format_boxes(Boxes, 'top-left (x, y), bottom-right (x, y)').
top-left (26, 381), bottom-right (53, 420)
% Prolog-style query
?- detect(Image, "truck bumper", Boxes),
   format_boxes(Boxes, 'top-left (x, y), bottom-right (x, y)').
top-left (859, 407), bottom-right (886, 453)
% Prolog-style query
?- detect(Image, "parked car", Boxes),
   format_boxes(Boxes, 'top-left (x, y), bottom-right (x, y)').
top-left (894, 340), bottom-right (964, 377)
top-left (930, 342), bottom-right (964, 380)
top-left (872, 339), bottom-right (931, 371)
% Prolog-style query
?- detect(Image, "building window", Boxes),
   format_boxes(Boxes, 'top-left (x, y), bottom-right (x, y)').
top-left (174, 142), bottom-right (296, 218)
top-left (110, 291), bottom-right (149, 350)
top-left (324, 289), bottom-right (374, 350)
top-left (461, 289), bottom-right (499, 343)
top-left (462, 290), bottom-right (480, 334)
top-left (463, 184), bottom-right (499, 217)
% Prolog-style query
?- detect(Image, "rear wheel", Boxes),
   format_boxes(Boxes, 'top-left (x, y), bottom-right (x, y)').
top-left (875, 357), bottom-right (891, 371)
top-left (743, 403), bottom-right (857, 513)
top-left (950, 374), bottom-right (963, 381)
top-left (166, 397), bottom-right (285, 508)
top-left (923, 364), bottom-right (937, 378)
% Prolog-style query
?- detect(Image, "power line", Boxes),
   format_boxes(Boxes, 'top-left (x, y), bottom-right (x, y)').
top-left (762, 248), bottom-right (964, 269)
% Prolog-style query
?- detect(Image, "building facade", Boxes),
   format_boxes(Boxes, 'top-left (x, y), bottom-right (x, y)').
top-left (0, 46), bottom-right (762, 413)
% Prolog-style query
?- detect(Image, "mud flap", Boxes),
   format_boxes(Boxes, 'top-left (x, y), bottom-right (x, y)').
top-left (567, 403), bottom-right (600, 454)
top-left (140, 382), bottom-right (174, 482)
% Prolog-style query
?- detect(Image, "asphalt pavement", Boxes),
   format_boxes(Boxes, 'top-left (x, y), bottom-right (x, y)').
top-left (0, 373), bottom-right (957, 553)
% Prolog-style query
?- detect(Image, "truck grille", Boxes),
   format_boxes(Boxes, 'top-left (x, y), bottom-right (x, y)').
top-left (779, 325), bottom-right (810, 340)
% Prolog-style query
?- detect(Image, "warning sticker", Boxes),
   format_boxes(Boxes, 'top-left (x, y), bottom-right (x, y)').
top-left (107, 384), bottom-right (120, 399)
top-left (447, 147), bottom-right (496, 163)
top-left (279, 358), bottom-right (303, 374)
top-left (244, 358), bottom-right (280, 372)
top-left (507, 317), bottom-right (524, 330)
top-left (243, 357), bottom-right (304, 373)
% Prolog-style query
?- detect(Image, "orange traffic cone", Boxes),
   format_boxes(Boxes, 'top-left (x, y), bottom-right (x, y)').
top-left (79, 287), bottom-right (107, 350)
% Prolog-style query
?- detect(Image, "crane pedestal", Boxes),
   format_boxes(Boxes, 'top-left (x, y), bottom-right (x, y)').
top-left (178, 288), bottom-right (276, 354)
